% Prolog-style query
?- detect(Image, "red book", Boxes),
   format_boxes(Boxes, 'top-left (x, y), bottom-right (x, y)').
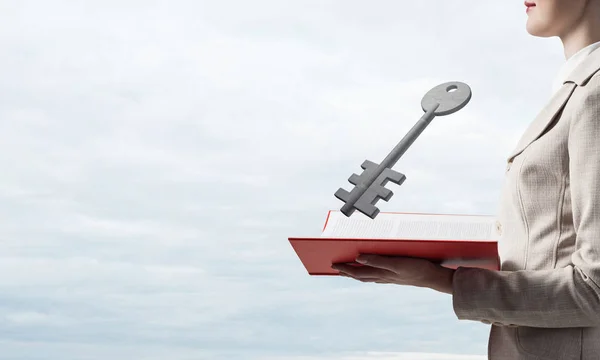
top-left (289, 210), bottom-right (500, 275)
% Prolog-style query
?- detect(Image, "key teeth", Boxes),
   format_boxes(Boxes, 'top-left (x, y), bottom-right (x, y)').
top-left (368, 207), bottom-right (380, 219)
top-left (379, 187), bottom-right (393, 201)
top-left (348, 173), bottom-right (361, 186)
top-left (334, 188), bottom-right (350, 202)
top-left (355, 189), bottom-right (383, 219)
top-left (355, 202), bottom-right (380, 219)
top-left (361, 160), bottom-right (379, 170)
top-left (382, 168), bottom-right (406, 185)
top-left (336, 163), bottom-right (407, 219)
top-left (340, 206), bottom-right (355, 217)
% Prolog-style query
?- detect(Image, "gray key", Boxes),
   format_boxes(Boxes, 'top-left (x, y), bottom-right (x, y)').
top-left (335, 81), bottom-right (472, 219)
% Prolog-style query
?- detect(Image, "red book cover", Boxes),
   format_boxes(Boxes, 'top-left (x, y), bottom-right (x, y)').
top-left (289, 210), bottom-right (500, 275)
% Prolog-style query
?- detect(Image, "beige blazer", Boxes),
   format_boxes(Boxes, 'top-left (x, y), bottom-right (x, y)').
top-left (451, 47), bottom-right (600, 360)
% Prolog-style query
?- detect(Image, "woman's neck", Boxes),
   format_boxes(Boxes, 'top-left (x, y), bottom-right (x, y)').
top-left (560, 4), bottom-right (600, 59)
top-left (561, 31), bottom-right (600, 59)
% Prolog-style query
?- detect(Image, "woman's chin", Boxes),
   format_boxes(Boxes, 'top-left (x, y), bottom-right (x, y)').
top-left (526, 21), bottom-right (555, 37)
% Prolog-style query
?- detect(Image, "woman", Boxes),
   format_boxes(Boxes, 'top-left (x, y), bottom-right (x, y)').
top-left (332, 1), bottom-right (600, 359)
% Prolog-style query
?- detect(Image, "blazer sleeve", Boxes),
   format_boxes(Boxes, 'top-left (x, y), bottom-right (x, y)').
top-left (451, 82), bottom-right (600, 328)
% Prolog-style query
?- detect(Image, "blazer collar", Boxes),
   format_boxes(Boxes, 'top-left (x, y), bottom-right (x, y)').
top-left (506, 47), bottom-right (600, 163)
top-left (564, 44), bottom-right (600, 87)
top-left (506, 83), bottom-right (576, 163)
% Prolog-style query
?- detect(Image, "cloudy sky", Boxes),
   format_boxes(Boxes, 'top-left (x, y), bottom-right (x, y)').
top-left (0, 1), bottom-right (566, 359)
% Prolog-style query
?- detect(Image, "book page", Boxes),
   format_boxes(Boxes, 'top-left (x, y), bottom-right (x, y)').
top-left (321, 210), bottom-right (498, 241)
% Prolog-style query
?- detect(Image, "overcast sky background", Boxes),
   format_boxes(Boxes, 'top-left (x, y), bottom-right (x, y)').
top-left (0, 1), bottom-right (566, 359)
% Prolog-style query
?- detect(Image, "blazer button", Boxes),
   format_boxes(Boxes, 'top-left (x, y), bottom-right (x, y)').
top-left (495, 221), bottom-right (502, 236)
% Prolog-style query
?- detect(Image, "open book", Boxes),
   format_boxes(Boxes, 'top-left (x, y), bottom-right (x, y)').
top-left (288, 210), bottom-right (500, 275)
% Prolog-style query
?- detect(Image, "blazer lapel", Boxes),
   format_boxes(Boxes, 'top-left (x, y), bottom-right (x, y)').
top-left (506, 83), bottom-right (576, 163)
top-left (506, 44), bottom-right (600, 164)
top-left (567, 45), bottom-right (600, 87)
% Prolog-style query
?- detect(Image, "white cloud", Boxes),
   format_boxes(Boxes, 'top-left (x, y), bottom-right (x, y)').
top-left (267, 353), bottom-right (486, 360)
top-left (0, 0), bottom-right (563, 358)
top-left (0, 342), bottom-right (486, 360)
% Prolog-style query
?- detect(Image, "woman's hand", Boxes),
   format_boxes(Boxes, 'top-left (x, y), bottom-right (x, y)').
top-left (331, 254), bottom-right (455, 294)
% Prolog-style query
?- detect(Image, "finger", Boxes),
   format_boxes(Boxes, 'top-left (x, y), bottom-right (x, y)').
top-left (332, 263), bottom-right (393, 279)
top-left (339, 273), bottom-right (388, 283)
top-left (355, 254), bottom-right (415, 272)
top-left (359, 278), bottom-right (389, 283)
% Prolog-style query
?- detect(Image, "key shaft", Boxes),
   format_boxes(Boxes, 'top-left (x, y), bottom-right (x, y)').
top-left (336, 81), bottom-right (472, 218)
top-left (339, 104), bottom-right (439, 216)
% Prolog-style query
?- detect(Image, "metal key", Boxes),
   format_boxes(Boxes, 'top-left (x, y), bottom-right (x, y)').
top-left (334, 81), bottom-right (472, 219)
